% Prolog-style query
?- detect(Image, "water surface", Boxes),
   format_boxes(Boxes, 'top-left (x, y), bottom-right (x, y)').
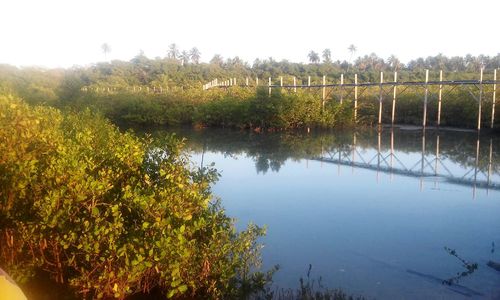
top-left (163, 127), bottom-right (500, 299)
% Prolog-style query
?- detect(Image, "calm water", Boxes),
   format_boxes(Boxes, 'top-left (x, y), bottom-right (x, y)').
top-left (163, 127), bottom-right (500, 299)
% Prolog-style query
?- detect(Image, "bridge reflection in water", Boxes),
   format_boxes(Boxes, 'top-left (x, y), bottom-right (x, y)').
top-left (313, 129), bottom-right (499, 198)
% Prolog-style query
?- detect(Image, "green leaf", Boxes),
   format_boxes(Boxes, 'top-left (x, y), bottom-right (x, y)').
top-left (92, 207), bottom-right (100, 216)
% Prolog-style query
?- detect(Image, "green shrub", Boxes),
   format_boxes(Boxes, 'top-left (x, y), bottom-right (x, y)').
top-left (0, 95), bottom-right (269, 299)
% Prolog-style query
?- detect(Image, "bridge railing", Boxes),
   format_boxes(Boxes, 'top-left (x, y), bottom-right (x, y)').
top-left (203, 69), bottom-right (499, 130)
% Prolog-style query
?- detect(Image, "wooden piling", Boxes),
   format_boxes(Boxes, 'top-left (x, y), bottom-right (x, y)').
top-left (391, 71), bottom-right (398, 125)
top-left (268, 77), bottom-right (272, 96)
top-left (293, 76), bottom-right (297, 92)
top-left (308, 76), bottom-right (311, 87)
top-left (437, 70), bottom-right (443, 127)
top-left (322, 75), bottom-right (326, 109)
top-left (354, 74), bottom-right (358, 123)
top-left (491, 69), bottom-right (497, 129)
top-left (478, 68), bottom-right (483, 130)
top-left (378, 72), bottom-right (384, 125)
top-left (340, 74), bottom-right (344, 104)
top-left (280, 76), bottom-right (283, 87)
top-left (423, 69), bottom-right (429, 128)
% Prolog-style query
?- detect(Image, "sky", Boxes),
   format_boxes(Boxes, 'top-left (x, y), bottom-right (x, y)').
top-left (1, 0), bottom-right (499, 68)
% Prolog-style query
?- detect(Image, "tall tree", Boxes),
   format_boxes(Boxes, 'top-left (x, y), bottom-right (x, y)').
top-left (189, 47), bottom-right (201, 64)
top-left (347, 44), bottom-right (357, 72)
top-left (387, 55), bottom-right (401, 71)
top-left (210, 54), bottom-right (224, 67)
top-left (101, 43), bottom-right (111, 61)
top-left (167, 43), bottom-right (180, 60)
top-left (308, 51), bottom-right (320, 64)
top-left (322, 49), bottom-right (332, 63)
top-left (180, 50), bottom-right (190, 66)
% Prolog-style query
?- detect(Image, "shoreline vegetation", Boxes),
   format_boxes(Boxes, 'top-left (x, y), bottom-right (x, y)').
top-left (1, 52), bottom-right (499, 131)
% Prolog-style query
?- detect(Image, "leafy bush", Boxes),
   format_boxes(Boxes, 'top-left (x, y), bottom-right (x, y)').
top-left (0, 95), bottom-right (270, 299)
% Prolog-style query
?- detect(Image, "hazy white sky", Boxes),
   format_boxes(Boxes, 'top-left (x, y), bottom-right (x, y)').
top-left (1, 0), bottom-right (499, 68)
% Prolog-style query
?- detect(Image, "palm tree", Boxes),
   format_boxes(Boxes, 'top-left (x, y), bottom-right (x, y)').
top-left (387, 55), bottom-right (401, 71)
top-left (180, 50), bottom-right (190, 66)
top-left (101, 43), bottom-right (111, 61)
top-left (322, 49), bottom-right (332, 63)
top-left (347, 44), bottom-right (357, 72)
top-left (167, 43), bottom-right (180, 60)
top-left (210, 54), bottom-right (224, 66)
top-left (308, 51), bottom-right (320, 64)
top-left (189, 47), bottom-right (201, 64)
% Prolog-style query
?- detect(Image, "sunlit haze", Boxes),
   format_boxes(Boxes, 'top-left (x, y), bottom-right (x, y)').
top-left (1, 0), bottom-right (499, 68)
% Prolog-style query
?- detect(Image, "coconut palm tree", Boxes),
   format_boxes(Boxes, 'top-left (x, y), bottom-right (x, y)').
top-left (180, 50), bottom-right (190, 66)
top-left (101, 43), bottom-right (111, 61)
top-left (167, 43), bottom-right (180, 60)
top-left (387, 55), bottom-right (401, 71)
top-left (308, 51), bottom-right (320, 64)
top-left (347, 44), bottom-right (357, 72)
top-left (322, 49), bottom-right (332, 63)
top-left (190, 47), bottom-right (201, 64)
top-left (210, 54), bottom-right (224, 66)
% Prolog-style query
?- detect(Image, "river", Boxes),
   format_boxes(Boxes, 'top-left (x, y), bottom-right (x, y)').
top-left (161, 126), bottom-right (500, 299)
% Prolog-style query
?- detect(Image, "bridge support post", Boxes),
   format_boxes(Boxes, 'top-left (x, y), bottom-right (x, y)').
top-left (378, 72), bottom-right (384, 126)
top-left (478, 68), bottom-right (483, 131)
top-left (391, 71), bottom-right (398, 126)
top-left (491, 69), bottom-right (497, 129)
top-left (423, 69), bottom-right (429, 128)
top-left (322, 75), bottom-right (326, 109)
top-left (354, 74), bottom-right (358, 123)
top-left (437, 70), bottom-right (443, 127)
top-left (340, 74), bottom-right (344, 104)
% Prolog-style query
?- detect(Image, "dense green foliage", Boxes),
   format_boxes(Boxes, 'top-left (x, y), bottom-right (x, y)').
top-left (0, 95), bottom-right (273, 299)
top-left (1, 52), bottom-right (499, 130)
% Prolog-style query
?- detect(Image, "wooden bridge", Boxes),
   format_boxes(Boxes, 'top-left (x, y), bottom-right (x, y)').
top-left (203, 69), bottom-right (499, 130)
